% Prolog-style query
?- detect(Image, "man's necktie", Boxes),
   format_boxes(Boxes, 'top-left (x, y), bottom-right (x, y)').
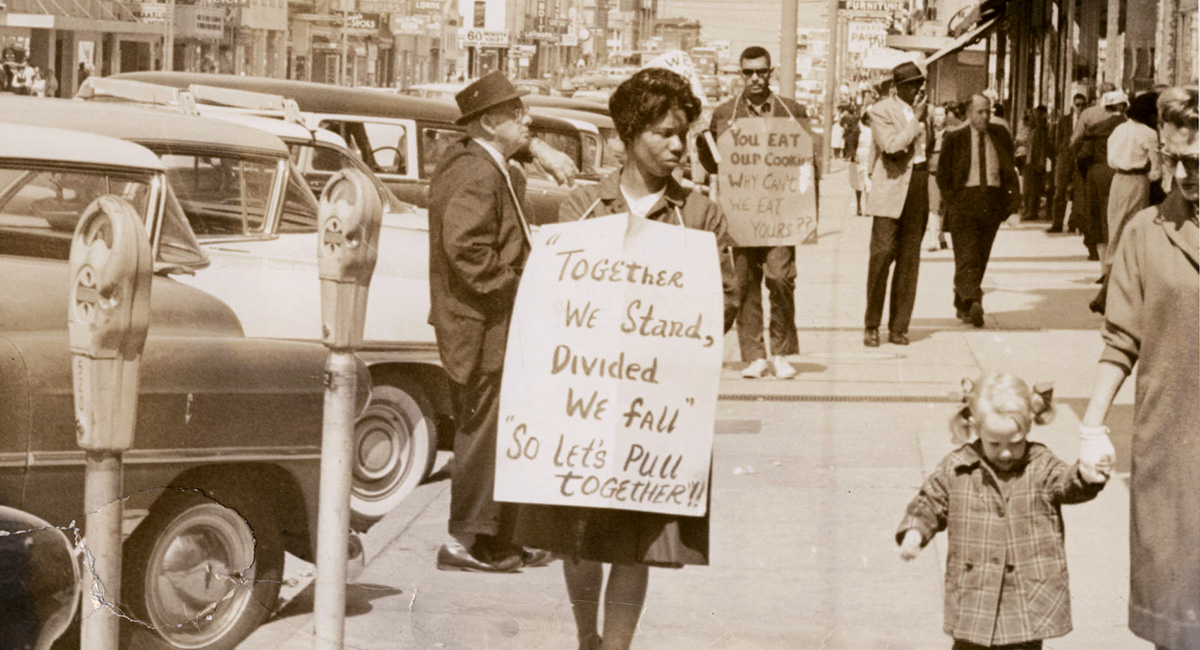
top-left (978, 129), bottom-right (988, 187)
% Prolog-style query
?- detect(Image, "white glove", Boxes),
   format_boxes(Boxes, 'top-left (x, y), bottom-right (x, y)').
top-left (1079, 424), bottom-right (1116, 482)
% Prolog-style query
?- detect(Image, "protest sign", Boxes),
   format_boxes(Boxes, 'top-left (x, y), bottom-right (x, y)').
top-left (496, 214), bottom-right (723, 517)
top-left (717, 116), bottom-right (817, 246)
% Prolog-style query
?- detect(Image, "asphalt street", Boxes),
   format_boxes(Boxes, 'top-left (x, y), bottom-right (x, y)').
top-left (238, 163), bottom-right (1147, 649)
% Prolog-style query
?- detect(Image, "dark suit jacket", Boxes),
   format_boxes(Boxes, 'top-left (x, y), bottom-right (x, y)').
top-left (427, 137), bottom-right (531, 385)
top-left (936, 123), bottom-right (1022, 220)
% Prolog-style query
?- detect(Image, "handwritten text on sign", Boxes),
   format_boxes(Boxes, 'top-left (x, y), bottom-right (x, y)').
top-left (718, 117), bottom-right (817, 246)
top-left (496, 214), bottom-right (722, 517)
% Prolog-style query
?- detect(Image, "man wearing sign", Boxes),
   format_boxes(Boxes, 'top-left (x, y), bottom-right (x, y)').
top-left (427, 72), bottom-right (553, 572)
top-left (862, 61), bottom-right (929, 347)
top-left (709, 46), bottom-right (810, 379)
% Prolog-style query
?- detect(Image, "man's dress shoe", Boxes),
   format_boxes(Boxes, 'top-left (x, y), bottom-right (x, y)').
top-left (521, 548), bottom-right (555, 567)
top-left (863, 328), bottom-right (880, 347)
top-left (968, 302), bottom-right (985, 328)
top-left (888, 332), bottom-right (910, 346)
top-left (436, 543), bottom-right (521, 572)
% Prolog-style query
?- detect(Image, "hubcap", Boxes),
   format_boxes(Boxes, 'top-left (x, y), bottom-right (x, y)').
top-left (353, 401), bottom-right (415, 499)
top-left (144, 504), bottom-right (256, 648)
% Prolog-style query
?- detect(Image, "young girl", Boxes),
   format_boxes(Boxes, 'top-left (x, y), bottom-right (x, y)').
top-left (897, 373), bottom-right (1110, 650)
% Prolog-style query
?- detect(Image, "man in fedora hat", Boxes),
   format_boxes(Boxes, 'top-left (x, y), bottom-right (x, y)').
top-left (428, 71), bottom-right (553, 572)
top-left (862, 60), bottom-right (929, 347)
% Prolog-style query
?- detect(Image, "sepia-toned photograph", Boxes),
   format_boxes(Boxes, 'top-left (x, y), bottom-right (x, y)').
top-left (0, 0), bottom-right (1196, 647)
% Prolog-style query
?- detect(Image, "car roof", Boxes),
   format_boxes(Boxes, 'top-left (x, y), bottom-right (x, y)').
top-left (530, 106), bottom-right (615, 130)
top-left (113, 72), bottom-right (580, 133)
top-left (523, 94), bottom-right (611, 116)
top-left (0, 121), bottom-right (164, 171)
top-left (0, 95), bottom-right (289, 157)
top-left (199, 109), bottom-right (348, 148)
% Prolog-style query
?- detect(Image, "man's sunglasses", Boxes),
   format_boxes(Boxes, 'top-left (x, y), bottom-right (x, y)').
top-left (741, 68), bottom-right (772, 78)
top-left (1160, 148), bottom-right (1200, 174)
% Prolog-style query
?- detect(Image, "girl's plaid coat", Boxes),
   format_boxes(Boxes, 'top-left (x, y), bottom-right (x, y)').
top-left (896, 441), bottom-right (1104, 645)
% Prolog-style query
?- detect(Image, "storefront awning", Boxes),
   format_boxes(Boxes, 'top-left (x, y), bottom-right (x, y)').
top-left (924, 15), bottom-right (998, 66)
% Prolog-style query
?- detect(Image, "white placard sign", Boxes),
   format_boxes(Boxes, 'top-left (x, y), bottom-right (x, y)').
top-left (717, 116), bottom-right (817, 246)
top-left (496, 214), bottom-right (723, 517)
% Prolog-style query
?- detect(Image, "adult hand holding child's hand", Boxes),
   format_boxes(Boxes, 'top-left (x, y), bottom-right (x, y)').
top-left (1078, 424), bottom-right (1116, 482)
top-left (899, 529), bottom-right (923, 561)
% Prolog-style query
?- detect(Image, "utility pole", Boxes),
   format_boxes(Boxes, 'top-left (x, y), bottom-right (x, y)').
top-left (780, 0), bottom-right (797, 100)
top-left (822, 0), bottom-right (838, 173)
top-left (163, 0), bottom-right (175, 71)
top-left (341, 0), bottom-right (351, 85)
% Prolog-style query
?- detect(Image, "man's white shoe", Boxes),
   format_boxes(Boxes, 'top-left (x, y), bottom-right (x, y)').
top-left (742, 358), bottom-right (770, 379)
top-left (771, 355), bottom-right (797, 379)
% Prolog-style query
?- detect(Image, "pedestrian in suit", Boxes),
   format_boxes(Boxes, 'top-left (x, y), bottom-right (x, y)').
top-left (936, 94), bottom-right (1022, 328)
top-left (427, 72), bottom-right (553, 573)
top-left (709, 45), bottom-right (810, 378)
top-left (862, 61), bottom-right (929, 347)
top-left (1049, 93), bottom-right (1088, 232)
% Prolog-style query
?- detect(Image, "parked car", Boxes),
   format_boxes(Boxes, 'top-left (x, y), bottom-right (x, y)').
top-left (109, 72), bottom-right (588, 225)
top-left (0, 96), bottom-right (448, 527)
top-left (0, 121), bottom-right (347, 650)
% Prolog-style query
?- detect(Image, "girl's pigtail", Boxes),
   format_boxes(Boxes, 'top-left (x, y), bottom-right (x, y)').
top-left (1031, 381), bottom-right (1056, 425)
top-left (950, 378), bottom-right (975, 445)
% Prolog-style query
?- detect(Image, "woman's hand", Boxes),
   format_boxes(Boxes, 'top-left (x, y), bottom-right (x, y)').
top-left (899, 529), bottom-right (923, 561)
top-left (1078, 424), bottom-right (1116, 481)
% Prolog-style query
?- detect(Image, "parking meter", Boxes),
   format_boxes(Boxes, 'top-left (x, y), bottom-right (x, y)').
top-left (314, 167), bottom-right (380, 650)
top-left (317, 167), bottom-right (381, 350)
top-left (68, 195), bottom-right (152, 451)
top-left (0, 506), bottom-right (80, 650)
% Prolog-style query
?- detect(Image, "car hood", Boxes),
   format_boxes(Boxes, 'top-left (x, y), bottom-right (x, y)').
top-left (0, 255), bottom-right (244, 337)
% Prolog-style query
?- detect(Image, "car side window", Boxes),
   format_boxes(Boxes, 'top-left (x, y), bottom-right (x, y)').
top-left (161, 154), bottom-right (273, 236)
top-left (360, 122), bottom-right (409, 175)
top-left (421, 127), bottom-right (461, 179)
top-left (279, 168), bottom-right (319, 234)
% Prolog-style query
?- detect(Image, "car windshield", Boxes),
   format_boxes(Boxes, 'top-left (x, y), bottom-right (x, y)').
top-left (0, 165), bottom-right (152, 261)
top-left (159, 153), bottom-right (281, 237)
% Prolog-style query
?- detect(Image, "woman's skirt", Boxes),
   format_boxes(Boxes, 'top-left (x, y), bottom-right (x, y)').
top-left (1105, 172), bottom-right (1150, 266)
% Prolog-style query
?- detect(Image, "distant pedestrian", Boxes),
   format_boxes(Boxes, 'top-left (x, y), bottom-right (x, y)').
top-left (925, 103), bottom-right (950, 251)
top-left (1021, 106), bottom-right (1050, 221)
top-left (709, 45), bottom-right (809, 378)
top-left (43, 68), bottom-right (58, 98)
top-left (515, 67), bottom-right (737, 650)
top-left (1049, 93), bottom-right (1088, 232)
top-left (861, 61), bottom-right (929, 348)
top-left (1070, 83), bottom-right (1117, 257)
top-left (1078, 86), bottom-right (1198, 650)
top-left (1090, 90), bottom-right (1161, 314)
top-left (937, 94), bottom-right (1021, 328)
top-left (1078, 91), bottom-right (1129, 266)
top-left (77, 61), bottom-right (90, 86)
top-left (898, 373), bottom-right (1108, 650)
top-left (842, 107), bottom-right (861, 161)
top-left (848, 111), bottom-right (873, 216)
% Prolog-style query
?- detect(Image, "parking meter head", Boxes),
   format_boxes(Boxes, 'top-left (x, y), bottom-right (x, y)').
top-left (317, 167), bottom-right (382, 349)
top-left (68, 195), bottom-right (153, 450)
top-left (0, 506), bottom-right (81, 650)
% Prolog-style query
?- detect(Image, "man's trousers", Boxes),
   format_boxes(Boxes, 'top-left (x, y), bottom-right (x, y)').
top-left (448, 372), bottom-right (516, 543)
top-left (949, 186), bottom-right (1007, 311)
top-left (865, 167), bottom-right (929, 335)
top-left (734, 246), bottom-right (799, 360)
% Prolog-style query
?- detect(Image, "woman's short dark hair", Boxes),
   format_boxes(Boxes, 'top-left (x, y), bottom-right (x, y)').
top-left (1157, 86), bottom-right (1199, 131)
top-left (1126, 91), bottom-right (1159, 128)
top-left (608, 68), bottom-right (701, 145)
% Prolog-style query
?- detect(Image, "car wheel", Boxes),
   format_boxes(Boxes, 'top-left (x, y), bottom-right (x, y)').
top-left (350, 378), bottom-right (437, 529)
top-left (121, 492), bottom-right (282, 650)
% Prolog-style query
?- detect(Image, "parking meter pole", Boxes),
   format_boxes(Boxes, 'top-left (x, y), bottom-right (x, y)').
top-left (69, 196), bottom-right (153, 650)
top-left (313, 352), bottom-right (357, 650)
top-left (81, 451), bottom-right (123, 650)
top-left (312, 168), bottom-right (381, 650)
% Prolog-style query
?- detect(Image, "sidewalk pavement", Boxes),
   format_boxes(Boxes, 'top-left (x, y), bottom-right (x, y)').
top-left (238, 163), bottom-right (1145, 649)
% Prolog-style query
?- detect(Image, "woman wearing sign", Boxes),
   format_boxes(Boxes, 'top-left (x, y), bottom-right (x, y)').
top-left (514, 67), bottom-right (737, 650)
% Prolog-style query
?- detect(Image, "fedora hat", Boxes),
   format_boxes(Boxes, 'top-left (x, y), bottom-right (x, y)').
top-left (892, 61), bottom-right (925, 86)
top-left (454, 72), bottom-right (530, 125)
